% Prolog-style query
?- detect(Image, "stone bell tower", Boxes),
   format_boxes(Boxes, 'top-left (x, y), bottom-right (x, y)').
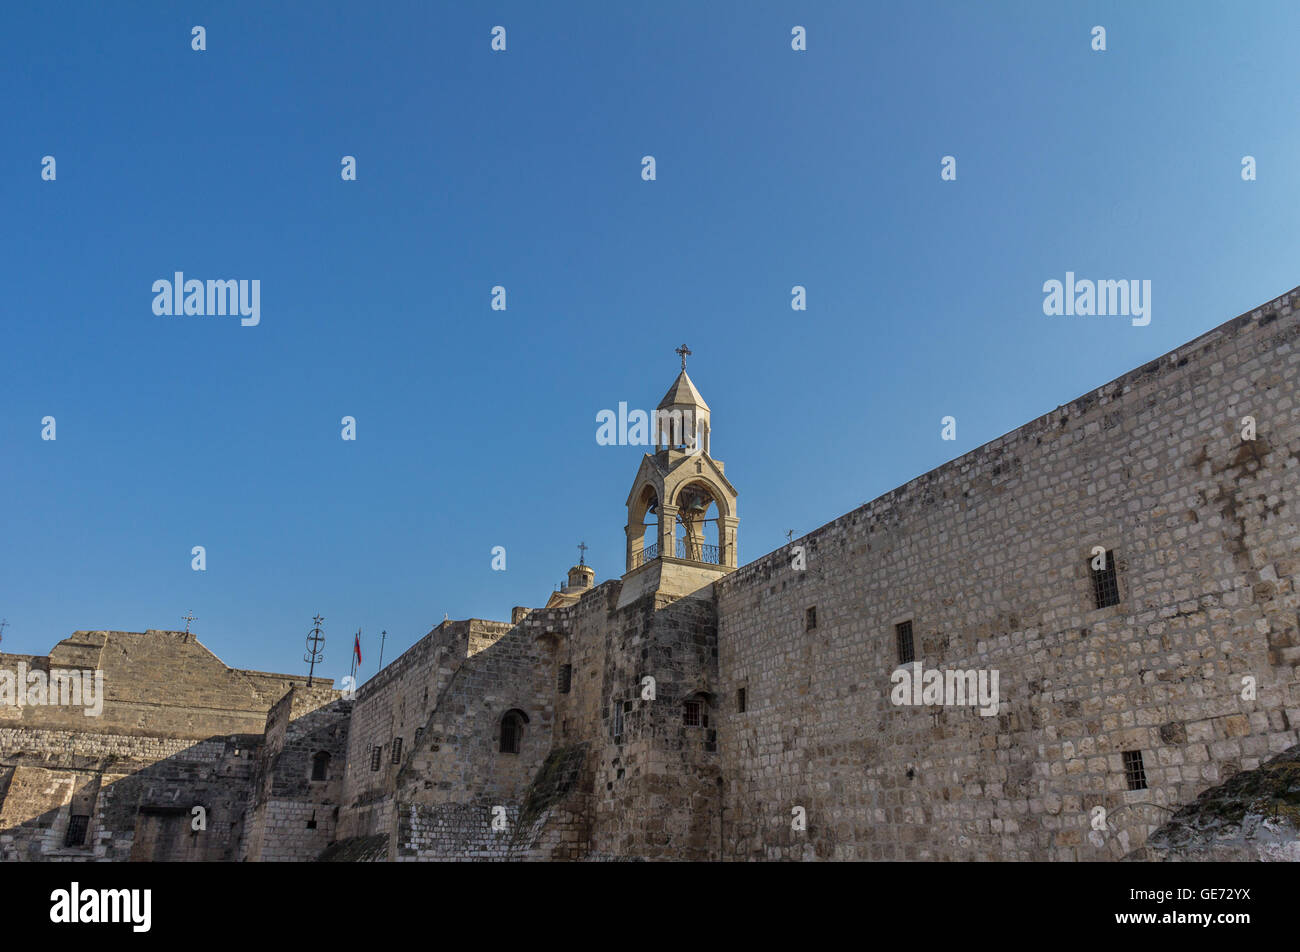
top-left (620, 346), bottom-right (738, 608)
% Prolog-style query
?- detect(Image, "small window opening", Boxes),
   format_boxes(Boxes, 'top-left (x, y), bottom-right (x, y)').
top-left (1091, 549), bottom-right (1121, 608)
top-left (896, 620), bottom-right (915, 664)
top-left (1123, 749), bottom-right (1148, 790)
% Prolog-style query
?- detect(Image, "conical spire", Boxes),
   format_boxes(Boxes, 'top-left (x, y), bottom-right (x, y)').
top-left (657, 369), bottom-right (710, 412)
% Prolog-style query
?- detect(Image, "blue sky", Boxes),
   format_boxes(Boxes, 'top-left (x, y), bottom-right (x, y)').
top-left (3, 1), bottom-right (1298, 681)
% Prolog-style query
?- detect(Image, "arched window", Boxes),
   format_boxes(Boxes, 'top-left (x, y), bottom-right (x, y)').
top-left (499, 709), bottom-right (528, 754)
top-left (311, 751), bottom-right (330, 781)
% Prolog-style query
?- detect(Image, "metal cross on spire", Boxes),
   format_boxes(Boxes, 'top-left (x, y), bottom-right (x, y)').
top-left (305, 615), bottom-right (326, 687)
top-left (577, 541), bottom-right (588, 566)
top-left (182, 610), bottom-right (196, 634)
top-left (675, 343), bottom-right (691, 370)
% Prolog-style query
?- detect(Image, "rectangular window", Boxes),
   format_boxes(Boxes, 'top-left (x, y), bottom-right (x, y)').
top-left (737, 687), bottom-right (747, 713)
top-left (683, 699), bottom-right (704, 727)
top-left (1123, 749), bottom-right (1147, 791)
top-left (65, 814), bottom-right (90, 848)
top-left (558, 663), bottom-right (573, 694)
top-left (805, 607), bottom-right (817, 631)
top-left (1091, 549), bottom-right (1121, 608)
top-left (391, 738), bottom-right (403, 763)
top-left (896, 620), bottom-right (915, 665)
top-left (612, 700), bottom-right (624, 743)
top-left (370, 745), bottom-right (382, 771)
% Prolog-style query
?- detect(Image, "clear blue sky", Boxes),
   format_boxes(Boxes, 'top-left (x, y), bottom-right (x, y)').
top-left (3, 1), bottom-right (1297, 682)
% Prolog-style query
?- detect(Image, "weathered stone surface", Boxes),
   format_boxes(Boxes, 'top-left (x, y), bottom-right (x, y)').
top-left (0, 631), bottom-right (348, 861)
top-left (3, 286), bottom-right (1298, 861)
top-left (1126, 744), bottom-right (1300, 861)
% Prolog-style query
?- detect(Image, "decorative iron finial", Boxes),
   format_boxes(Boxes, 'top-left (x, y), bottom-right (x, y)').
top-left (675, 343), bottom-right (691, 370)
top-left (577, 541), bottom-right (588, 566)
top-left (304, 615), bottom-right (326, 687)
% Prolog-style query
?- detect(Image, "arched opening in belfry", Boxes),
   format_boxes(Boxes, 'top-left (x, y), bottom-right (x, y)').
top-left (673, 482), bottom-right (722, 564)
top-left (633, 484), bottom-right (660, 563)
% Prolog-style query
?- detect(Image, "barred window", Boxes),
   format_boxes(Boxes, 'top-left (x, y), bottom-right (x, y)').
top-left (500, 710), bottom-right (526, 754)
top-left (1091, 549), bottom-right (1121, 608)
top-left (1123, 749), bottom-right (1147, 791)
top-left (896, 620), bottom-right (915, 664)
top-left (369, 745), bottom-right (382, 771)
top-left (391, 738), bottom-right (403, 764)
top-left (683, 698), bottom-right (706, 728)
top-left (558, 663), bottom-right (572, 694)
top-left (65, 814), bottom-right (90, 848)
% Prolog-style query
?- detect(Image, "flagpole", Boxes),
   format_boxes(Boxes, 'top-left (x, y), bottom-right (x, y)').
top-left (353, 628), bottom-right (362, 686)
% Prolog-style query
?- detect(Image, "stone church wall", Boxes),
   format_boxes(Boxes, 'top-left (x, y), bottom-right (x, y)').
top-left (0, 630), bottom-right (329, 861)
top-left (714, 289), bottom-right (1300, 860)
top-left (336, 618), bottom-right (513, 842)
top-left (3, 289), bottom-right (1297, 863)
top-left (381, 578), bottom-right (725, 861)
top-left (242, 685), bottom-right (351, 862)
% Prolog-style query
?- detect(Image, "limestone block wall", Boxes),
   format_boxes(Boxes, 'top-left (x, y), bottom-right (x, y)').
top-left (383, 597), bottom-right (594, 859)
top-left (394, 743), bottom-right (592, 861)
top-left (582, 591), bottom-right (723, 860)
top-left (336, 619), bottom-right (510, 839)
top-left (714, 288), bottom-right (1300, 861)
top-left (0, 629), bottom-right (320, 862)
top-left (242, 685), bottom-right (350, 861)
top-left (387, 578), bottom-right (727, 862)
top-left (0, 727), bottom-right (260, 861)
top-left (0, 631), bottom-right (314, 738)
top-left (501, 580), bottom-right (725, 860)
top-left (395, 622), bottom-right (556, 810)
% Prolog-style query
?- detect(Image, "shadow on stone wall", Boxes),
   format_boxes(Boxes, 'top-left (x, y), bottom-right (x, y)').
top-left (0, 698), bottom-right (349, 862)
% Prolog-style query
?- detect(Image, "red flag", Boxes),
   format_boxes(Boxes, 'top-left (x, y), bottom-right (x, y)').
top-left (353, 632), bottom-right (362, 665)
